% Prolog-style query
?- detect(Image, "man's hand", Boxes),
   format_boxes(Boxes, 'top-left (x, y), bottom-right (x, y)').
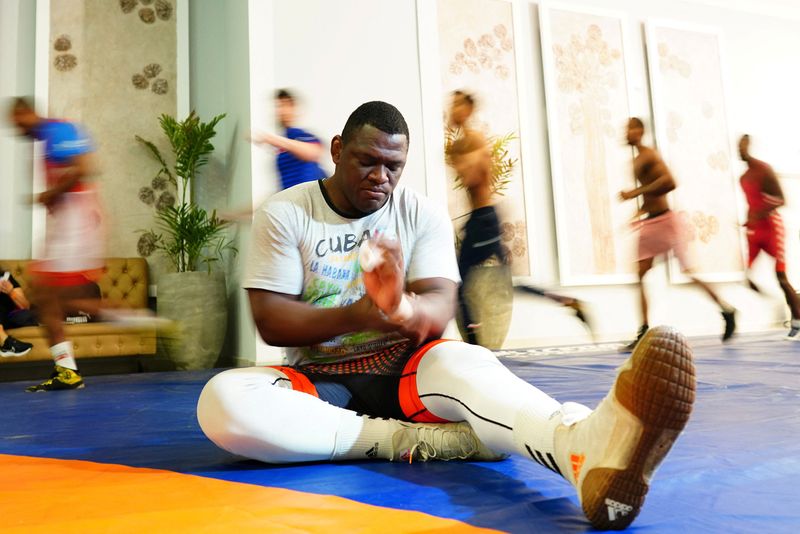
top-left (37, 189), bottom-right (62, 208)
top-left (619, 189), bottom-right (637, 201)
top-left (0, 280), bottom-right (13, 294)
top-left (361, 236), bottom-right (406, 320)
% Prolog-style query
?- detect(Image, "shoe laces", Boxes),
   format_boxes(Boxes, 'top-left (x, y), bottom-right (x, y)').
top-left (407, 425), bottom-right (477, 463)
top-left (54, 366), bottom-right (79, 380)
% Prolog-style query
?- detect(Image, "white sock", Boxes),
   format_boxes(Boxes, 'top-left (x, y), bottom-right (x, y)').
top-left (332, 412), bottom-right (402, 461)
top-left (51, 341), bottom-right (77, 371)
top-left (792, 319), bottom-right (800, 328)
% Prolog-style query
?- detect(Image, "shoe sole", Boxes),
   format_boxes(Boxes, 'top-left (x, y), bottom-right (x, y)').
top-left (0, 348), bottom-right (31, 358)
top-left (27, 382), bottom-right (85, 393)
top-left (580, 326), bottom-right (696, 530)
top-left (722, 312), bottom-right (736, 341)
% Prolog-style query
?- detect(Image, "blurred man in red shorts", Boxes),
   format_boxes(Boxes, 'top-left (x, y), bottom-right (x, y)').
top-left (738, 134), bottom-right (800, 339)
top-left (9, 97), bottom-right (106, 391)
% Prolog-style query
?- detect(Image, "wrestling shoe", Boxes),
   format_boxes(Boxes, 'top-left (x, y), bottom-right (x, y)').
top-left (721, 309), bottom-right (736, 342)
top-left (554, 326), bottom-right (696, 530)
top-left (785, 320), bottom-right (800, 341)
top-left (391, 421), bottom-right (506, 463)
top-left (25, 366), bottom-right (85, 392)
top-left (65, 311), bottom-right (92, 324)
top-left (618, 324), bottom-right (648, 353)
top-left (0, 335), bottom-right (33, 357)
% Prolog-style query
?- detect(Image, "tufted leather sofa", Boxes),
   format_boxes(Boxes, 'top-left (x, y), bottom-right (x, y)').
top-left (0, 258), bottom-right (156, 363)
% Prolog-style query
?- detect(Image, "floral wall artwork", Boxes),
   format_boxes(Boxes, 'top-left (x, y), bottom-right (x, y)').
top-left (437, 0), bottom-right (530, 276)
top-left (48, 0), bottom-right (176, 269)
top-left (645, 22), bottom-right (743, 281)
top-left (540, 6), bottom-right (638, 285)
top-left (778, 176), bottom-right (800, 286)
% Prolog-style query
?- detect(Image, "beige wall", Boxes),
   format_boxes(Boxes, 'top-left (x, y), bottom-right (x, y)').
top-left (48, 0), bottom-right (177, 277)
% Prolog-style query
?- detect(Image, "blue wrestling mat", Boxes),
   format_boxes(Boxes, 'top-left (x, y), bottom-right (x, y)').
top-left (1, 334), bottom-right (798, 532)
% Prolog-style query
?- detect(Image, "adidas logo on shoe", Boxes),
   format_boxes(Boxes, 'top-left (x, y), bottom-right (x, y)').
top-left (605, 498), bottom-right (633, 521)
top-left (365, 443), bottom-right (379, 458)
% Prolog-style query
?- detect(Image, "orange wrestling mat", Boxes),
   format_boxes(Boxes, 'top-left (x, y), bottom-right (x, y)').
top-left (0, 454), bottom-right (498, 533)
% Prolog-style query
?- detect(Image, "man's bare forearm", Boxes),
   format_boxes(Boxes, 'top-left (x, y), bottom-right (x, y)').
top-left (10, 289), bottom-right (30, 310)
top-left (634, 174), bottom-right (675, 197)
top-left (249, 294), bottom-right (354, 346)
top-left (248, 290), bottom-right (394, 347)
top-left (262, 134), bottom-right (322, 162)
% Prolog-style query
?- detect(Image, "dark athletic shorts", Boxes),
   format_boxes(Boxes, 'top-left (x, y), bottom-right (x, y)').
top-left (268, 339), bottom-right (451, 423)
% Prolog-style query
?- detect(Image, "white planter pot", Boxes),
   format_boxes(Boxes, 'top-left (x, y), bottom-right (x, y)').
top-left (158, 271), bottom-right (227, 370)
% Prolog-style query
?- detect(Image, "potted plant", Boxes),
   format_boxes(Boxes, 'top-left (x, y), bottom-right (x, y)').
top-left (136, 111), bottom-right (235, 370)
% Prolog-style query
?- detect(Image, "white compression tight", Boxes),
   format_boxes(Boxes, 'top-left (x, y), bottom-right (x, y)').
top-left (416, 341), bottom-right (563, 455)
top-left (197, 366), bottom-right (399, 463)
top-left (197, 340), bottom-right (587, 465)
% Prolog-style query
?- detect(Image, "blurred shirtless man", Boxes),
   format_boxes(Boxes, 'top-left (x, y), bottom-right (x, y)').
top-left (619, 117), bottom-right (735, 350)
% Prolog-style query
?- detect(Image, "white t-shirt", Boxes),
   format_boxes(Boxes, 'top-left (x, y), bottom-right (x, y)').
top-left (243, 180), bottom-right (460, 366)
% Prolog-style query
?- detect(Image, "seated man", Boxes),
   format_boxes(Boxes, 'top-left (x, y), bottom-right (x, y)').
top-left (197, 101), bottom-right (696, 530)
top-left (0, 271), bottom-right (36, 357)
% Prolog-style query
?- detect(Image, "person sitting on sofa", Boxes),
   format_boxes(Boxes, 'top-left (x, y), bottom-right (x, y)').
top-left (0, 271), bottom-right (37, 357)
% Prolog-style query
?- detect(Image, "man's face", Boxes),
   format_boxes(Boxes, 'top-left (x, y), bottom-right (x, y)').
top-left (450, 94), bottom-right (473, 127)
top-left (331, 124), bottom-right (408, 215)
top-left (738, 136), bottom-right (750, 160)
top-left (626, 120), bottom-right (643, 146)
top-left (10, 108), bottom-right (37, 135)
top-left (275, 97), bottom-right (296, 128)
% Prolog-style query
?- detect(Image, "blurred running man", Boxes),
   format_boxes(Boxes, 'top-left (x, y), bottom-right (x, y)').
top-left (447, 91), bottom-right (589, 344)
top-left (9, 97), bottom-right (106, 391)
top-left (251, 89), bottom-right (327, 191)
top-left (224, 89), bottom-right (328, 222)
top-left (619, 117), bottom-right (735, 350)
top-left (737, 134), bottom-right (800, 339)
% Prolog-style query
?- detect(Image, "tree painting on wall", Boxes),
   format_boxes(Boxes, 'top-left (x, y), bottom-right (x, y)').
top-left (540, 6), bottom-right (638, 285)
top-left (554, 25), bottom-right (620, 274)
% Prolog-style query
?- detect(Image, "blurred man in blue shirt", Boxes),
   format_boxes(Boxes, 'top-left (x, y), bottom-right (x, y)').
top-left (251, 89), bottom-right (327, 190)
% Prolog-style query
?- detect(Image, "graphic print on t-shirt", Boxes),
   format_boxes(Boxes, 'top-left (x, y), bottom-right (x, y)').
top-left (300, 227), bottom-right (405, 363)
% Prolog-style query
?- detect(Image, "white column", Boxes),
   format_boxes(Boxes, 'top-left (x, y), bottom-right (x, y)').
top-left (0, 0), bottom-right (36, 259)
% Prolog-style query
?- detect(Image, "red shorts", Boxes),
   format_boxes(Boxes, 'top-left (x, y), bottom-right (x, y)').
top-left (29, 189), bottom-right (106, 287)
top-left (747, 213), bottom-right (785, 272)
top-left (268, 339), bottom-right (451, 423)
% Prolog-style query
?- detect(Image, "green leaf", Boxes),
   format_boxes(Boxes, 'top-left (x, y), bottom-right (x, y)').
top-left (445, 125), bottom-right (518, 196)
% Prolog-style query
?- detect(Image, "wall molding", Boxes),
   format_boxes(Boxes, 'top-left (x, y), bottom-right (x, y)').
top-left (683, 0), bottom-right (800, 21)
